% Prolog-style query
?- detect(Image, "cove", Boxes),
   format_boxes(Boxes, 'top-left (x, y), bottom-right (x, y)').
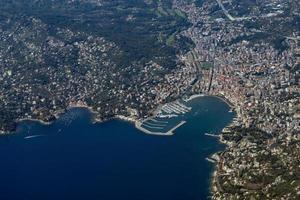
top-left (0, 96), bottom-right (234, 200)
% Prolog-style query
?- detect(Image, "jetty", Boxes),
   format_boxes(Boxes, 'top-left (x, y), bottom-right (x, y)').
top-left (206, 157), bottom-right (216, 163)
top-left (135, 120), bottom-right (186, 136)
top-left (150, 119), bottom-right (168, 124)
top-left (167, 121), bottom-right (186, 135)
top-left (205, 133), bottom-right (220, 138)
top-left (143, 121), bottom-right (166, 127)
top-left (142, 123), bottom-right (164, 130)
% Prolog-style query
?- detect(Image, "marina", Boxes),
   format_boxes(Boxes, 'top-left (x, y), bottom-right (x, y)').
top-left (136, 99), bottom-right (194, 135)
top-left (0, 96), bottom-right (235, 200)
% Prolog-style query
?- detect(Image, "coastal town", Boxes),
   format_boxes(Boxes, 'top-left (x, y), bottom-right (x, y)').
top-left (173, 0), bottom-right (300, 199)
top-left (0, 0), bottom-right (299, 199)
top-left (0, 0), bottom-right (192, 132)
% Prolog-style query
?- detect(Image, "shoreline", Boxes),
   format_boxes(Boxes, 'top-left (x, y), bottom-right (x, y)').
top-left (0, 108), bottom-right (139, 135)
top-left (209, 94), bottom-right (235, 109)
top-left (134, 94), bottom-right (230, 136)
top-left (0, 94), bottom-right (236, 198)
top-left (204, 94), bottom-right (240, 198)
top-left (184, 93), bottom-right (205, 102)
top-left (0, 94), bottom-right (235, 136)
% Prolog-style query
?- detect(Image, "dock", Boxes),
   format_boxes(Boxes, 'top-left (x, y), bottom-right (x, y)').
top-left (204, 133), bottom-right (220, 138)
top-left (135, 120), bottom-right (186, 136)
top-left (160, 101), bottom-right (191, 115)
top-left (205, 157), bottom-right (216, 163)
top-left (167, 121), bottom-right (186, 135)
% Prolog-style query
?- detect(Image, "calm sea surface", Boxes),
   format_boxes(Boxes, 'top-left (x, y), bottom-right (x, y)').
top-left (0, 96), bottom-right (234, 200)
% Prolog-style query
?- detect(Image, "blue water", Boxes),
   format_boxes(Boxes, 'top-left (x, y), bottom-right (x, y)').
top-left (0, 96), bottom-right (234, 200)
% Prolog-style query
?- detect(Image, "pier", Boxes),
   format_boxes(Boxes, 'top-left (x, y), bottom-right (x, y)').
top-left (167, 121), bottom-right (186, 135)
top-left (135, 120), bottom-right (186, 136)
top-left (204, 133), bottom-right (220, 138)
top-left (160, 101), bottom-right (191, 115)
top-left (157, 114), bottom-right (178, 118)
top-left (205, 157), bottom-right (216, 163)
top-left (134, 95), bottom-right (205, 136)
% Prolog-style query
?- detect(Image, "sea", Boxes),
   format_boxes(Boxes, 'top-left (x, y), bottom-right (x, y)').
top-left (0, 96), bottom-right (234, 200)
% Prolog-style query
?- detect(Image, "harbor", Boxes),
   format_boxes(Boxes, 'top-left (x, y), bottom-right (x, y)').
top-left (135, 99), bottom-right (193, 135)
top-left (135, 95), bottom-right (235, 136)
top-left (0, 95), bottom-right (235, 200)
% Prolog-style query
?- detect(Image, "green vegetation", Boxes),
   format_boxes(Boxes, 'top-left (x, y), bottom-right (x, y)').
top-left (0, 0), bottom-right (196, 131)
top-left (201, 61), bottom-right (214, 70)
top-left (0, 0), bottom-right (191, 69)
top-left (166, 31), bottom-right (178, 46)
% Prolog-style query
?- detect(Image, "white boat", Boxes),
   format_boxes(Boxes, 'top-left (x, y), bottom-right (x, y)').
top-left (157, 114), bottom-right (178, 118)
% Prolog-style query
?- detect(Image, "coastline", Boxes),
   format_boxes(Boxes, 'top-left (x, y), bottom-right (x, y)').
top-left (204, 94), bottom-right (239, 198)
top-left (0, 95), bottom-right (234, 200)
top-left (0, 105), bottom-right (140, 136)
top-left (115, 115), bottom-right (138, 124)
top-left (209, 94), bottom-right (235, 109)
top-left (17, 118), bottom-right (53, 125)
top-left (0, 104), bottom-right (93, 135)
top-left (0, 94), bottom-right (234, 136)
top-left (184, 93), bottom-right (205, 102)
top-left (0, 94), bottom-right (236, 199)
top-left (203, 94), bottom-right (236, 199)
top-left (0, 93), bottom-right (237, 200)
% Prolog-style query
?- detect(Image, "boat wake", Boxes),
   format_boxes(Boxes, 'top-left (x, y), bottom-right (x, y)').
top-left (24, 134), bottom-right (47, 139)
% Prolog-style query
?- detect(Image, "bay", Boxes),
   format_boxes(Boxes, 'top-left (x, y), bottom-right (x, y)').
top-left (0, 96), bottom-right (234, 200)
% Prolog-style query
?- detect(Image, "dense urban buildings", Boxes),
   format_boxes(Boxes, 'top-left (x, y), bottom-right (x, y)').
top-left (0, 0), bottom-right (299, 199)
top-left (173, 0), bottom-right (300, 199)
